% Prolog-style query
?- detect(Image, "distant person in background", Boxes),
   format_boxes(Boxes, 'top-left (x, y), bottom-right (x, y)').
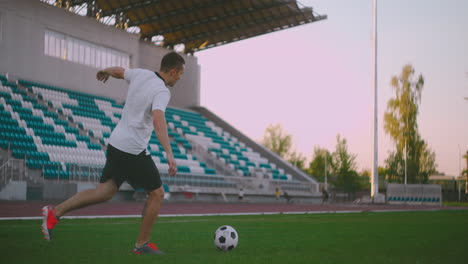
top-left (283, 191), bottom-right (293, 204)
top-left (321, 189), bottom-right (329, 205)
top-left (275, 188), bottom-right (281, 200)
top-left (238, 188), bottom-right (244, 201)
top-left (41, 52), bottom-right (185, 255)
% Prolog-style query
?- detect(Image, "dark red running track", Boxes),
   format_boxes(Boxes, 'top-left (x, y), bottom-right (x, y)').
top-left (0, 201), bottom-right (465, 218)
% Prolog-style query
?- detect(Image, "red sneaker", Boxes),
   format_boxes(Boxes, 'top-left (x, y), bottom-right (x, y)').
top-left (133, 242), bottom-right (165, 255)
top-left (41, 205), bottom-right (59, 241)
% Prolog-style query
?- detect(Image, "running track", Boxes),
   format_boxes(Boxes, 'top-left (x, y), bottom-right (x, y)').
top-left (0, 201), bottom-right (466, 219)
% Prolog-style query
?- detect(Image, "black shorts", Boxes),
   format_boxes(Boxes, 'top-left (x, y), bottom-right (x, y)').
top-left (100, 144), bottom-right (162, 191)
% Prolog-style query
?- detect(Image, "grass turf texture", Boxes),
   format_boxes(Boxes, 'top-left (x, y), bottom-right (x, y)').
top-left (1, 210), bottom-right (467, 264)
top-left (443, 201), bottom-right (468, 207)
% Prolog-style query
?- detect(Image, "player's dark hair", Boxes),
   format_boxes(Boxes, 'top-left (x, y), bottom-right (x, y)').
top-left (160, 52), bottom-right (185, 72)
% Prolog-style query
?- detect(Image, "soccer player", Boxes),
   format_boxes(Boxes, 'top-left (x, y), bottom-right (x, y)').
top-left (41, 51), bottom-right (185, 255)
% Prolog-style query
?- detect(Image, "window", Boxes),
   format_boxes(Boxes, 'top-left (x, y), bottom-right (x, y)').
top-left (79, 42), bottom-right (85, 64)
top-left (44, 32), bottom-right (49, 55)
top-left (60, 38), bottom-right (66, 60)
top-left (67, 39), bottom-right (73, 61)
top-left (54, 34), bottom-right (61, 57)
top-left (49, 33), bottom-right (56, 57)
top-left (72, 39), bottom-right (79, 62)
top-left (106, 51), bottom-right (112, 68)
top-left (44, 29), bottom-right (130, 69)
top-left (96, 48), bottom-right (101, 68)
top-left (101, 50), bottom-right (107, 68)
top-left (84, 46), bottom-right (90, 65)
top-left (0, 13), bottom-right (2, 44)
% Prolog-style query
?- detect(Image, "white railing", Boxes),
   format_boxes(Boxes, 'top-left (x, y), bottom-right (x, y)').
top-left (0, 158), bottom-right (26, 190)
top-left (42, 163), bottom-right (103, 183)
top-left (189, 139), bottom-right (241, 176)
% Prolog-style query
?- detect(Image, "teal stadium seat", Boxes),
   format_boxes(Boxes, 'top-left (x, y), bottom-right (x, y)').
top-left (8, 78), bottom-right (221, 186)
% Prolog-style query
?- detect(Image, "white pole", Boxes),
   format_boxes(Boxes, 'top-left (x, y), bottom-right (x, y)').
top-left (404, 140), bottom-right (407, 184)
top-left (371, 0), bottom-right (379, 198)
top-left (324, 151), bottom-right (328, 190)
top-left (459, 145), bottom-right (462, 200)
top-left (459, 144), bottom-right (462, 178)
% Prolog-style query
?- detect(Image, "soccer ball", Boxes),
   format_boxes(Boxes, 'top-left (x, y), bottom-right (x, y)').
top-left (214, 225), bottom-right (238, 251)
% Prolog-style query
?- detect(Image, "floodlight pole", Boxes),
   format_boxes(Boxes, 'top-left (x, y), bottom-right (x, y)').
top-left (404, 139), bottom-right (407, 184)
top-left (459, 144), bottom-right (462, 201)
top-left (371, 0), bottom-right (379, 198)
top-left (324, 151), bottom-right (328, 190)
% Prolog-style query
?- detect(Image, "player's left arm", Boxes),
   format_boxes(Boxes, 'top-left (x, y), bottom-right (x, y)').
top-left (96, 67), bottom-right (125, 83)
top-left (153, 109), bottom-right (177, 176)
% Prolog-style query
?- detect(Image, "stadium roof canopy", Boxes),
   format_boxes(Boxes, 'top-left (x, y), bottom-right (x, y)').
top-left (55, 0), bottom-right (327, 54)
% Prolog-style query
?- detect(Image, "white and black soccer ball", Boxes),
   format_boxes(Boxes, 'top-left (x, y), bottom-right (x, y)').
top-left (214, 225), bottom-right (238, 251)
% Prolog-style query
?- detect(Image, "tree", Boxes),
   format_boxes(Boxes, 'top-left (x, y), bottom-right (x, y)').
top-left (384, 64), bottom-right (437, 183)
top-left (384, 151), bottom-right (405, 183)
top-left (307, 146), bottom-right (332, 182)
top-left (288, 150), bottom-right (307, 171)
top-left (261, 123), bottom-right (292, 159)
top-left (464, 151), bottom-right (468, 176)
top-left (419, 141), bottom-right (437, 181)
top-left (464, 151), bottom-right (468, 193)
top-left (359, 169), bottom-right (372, 190)
top-left (330, 134), bottom-right (360, 192)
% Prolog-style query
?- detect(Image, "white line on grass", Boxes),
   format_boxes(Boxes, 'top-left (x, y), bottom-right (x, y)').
top-left (0, 207), bottom-right (446, 221)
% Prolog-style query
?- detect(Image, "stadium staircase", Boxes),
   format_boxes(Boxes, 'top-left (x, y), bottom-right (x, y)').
top-left (190, 106), bottom-right (319, 192)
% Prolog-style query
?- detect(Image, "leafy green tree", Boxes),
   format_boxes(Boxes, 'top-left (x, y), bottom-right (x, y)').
top-left (384, 64), bottom-right (437, 183)
top-left (464, 151), bottom-right (468, 177)
top-left (288, 150), bottom-right (307, 171)
top-left (307, 146), bottom-right (332, 182)
top-left (359, 169), bottom-right (372, 190)
top-left (463, 151), bottom-right (468, 193)
top-left (261, 123), bottom-right (292, 159)
top-left (330, 134), bottom-right (360, 192)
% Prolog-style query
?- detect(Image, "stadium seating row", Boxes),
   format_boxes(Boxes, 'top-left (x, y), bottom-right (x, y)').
top-left (18, 78), bottom-right (215, 176)
top-left (387, 196), bottom-right (440, 203)
top-left (1, 77), bottom-right (231, 188)
top-left (165, 107), bottom-right (292, 180)
top-left (386, 184), bottom-right (442, 204)
top-left (1, 75), bottom-right (297, 193)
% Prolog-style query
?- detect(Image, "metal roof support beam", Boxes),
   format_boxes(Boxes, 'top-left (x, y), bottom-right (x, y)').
top-left (189, 12), bottom-right (326, 52)
top-left (129, 0), bottom-right (226, 27)
top-left (140, 0), bottom-right (297, 38)
top-left (177, 10), bottom-right (316, 45)
top-left (101, 0), bottom-right (162, 17)
top-left (69, 0), bottom-right (88, 6)
top-left (115, 12), bottom-right (128, 29)
top-left (86, 1), bottom-right (98, 17)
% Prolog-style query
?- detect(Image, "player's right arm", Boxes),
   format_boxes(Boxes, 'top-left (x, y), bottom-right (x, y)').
top-left (96, 67), bottom-right (125, 83)
top-left (153, 109), bottom-right (177, 176)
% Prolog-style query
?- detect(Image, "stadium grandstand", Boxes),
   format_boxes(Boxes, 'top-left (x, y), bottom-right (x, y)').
top-left (0, 0), bottom-right (326, 203)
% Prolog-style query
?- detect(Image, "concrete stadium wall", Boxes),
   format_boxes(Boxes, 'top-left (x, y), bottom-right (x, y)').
top-left (43, 182), bottom-right (77, 200)
top-left (0, 181), bottom-right (27, 200)
top-left (138, 40), bottom-right (200, 107)
top-left (0, 0), bottom-right (200, 108)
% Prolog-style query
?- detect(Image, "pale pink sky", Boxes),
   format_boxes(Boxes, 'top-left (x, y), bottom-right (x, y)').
top-left (196, 0), bottom-right (468, 177)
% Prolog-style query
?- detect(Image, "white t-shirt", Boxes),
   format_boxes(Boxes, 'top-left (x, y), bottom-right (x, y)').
top-left (109, 68), bottom-right (171, 155)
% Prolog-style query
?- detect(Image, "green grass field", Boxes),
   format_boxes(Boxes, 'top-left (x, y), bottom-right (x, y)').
top-left (1, 210), bottom-right (467, 264)
top-left (443, 201), bottom-right (468, 207)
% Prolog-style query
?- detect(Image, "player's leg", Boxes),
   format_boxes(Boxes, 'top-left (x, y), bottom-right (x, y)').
top-left (41, 144), bottom-right (125, 241)
top-left (130, 152), bottom-right (165, 255)
top-left (54, 179), bottom-right (118, 217)
top-left (136, 187), bottom-right (164, 246)
top-left (41, 179), bottom-right (118, 241)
